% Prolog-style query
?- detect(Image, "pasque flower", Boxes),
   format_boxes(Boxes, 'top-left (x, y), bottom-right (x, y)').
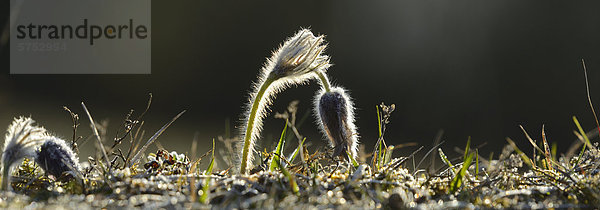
top-left (268, 29), bottom-right (330, 79)
top-left (239, 29), bottom-right (331, 174)
top-left (1, 117), bottom-right (81, 190)
top-left (314, 86), bottom-right (359, 160)
top-left (35, 136), bottom-right (81, 178)
top-left (1, 117), bottom-right (46, 190)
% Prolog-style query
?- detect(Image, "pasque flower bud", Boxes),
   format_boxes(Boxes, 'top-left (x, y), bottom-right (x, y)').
top-left (314, 87), bottom-right (359, 160)
top-left (35, 136), bottom-right (81, 178)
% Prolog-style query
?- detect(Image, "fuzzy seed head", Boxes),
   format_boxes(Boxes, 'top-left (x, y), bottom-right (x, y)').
top-left (314, 87), bottom-right (359, 160)
top-left (35, 136), bottom-right (81, 178)
top-left (1, 117), bottom-right (47, 189)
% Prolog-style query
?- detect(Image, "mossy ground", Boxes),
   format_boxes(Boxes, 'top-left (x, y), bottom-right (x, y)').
top-left (1, 101), bottom-right (599, 209)
top-left (1, 141), bottom-right (599, 209)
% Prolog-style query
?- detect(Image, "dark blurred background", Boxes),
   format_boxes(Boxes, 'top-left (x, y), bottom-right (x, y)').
top-left (1, 1), bottom-right (600, 166)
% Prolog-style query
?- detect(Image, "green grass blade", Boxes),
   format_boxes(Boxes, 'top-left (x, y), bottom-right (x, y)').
top-left (464, 136), bottom-right (471, 160)
top-left (573, 116), bottom-right (592, 167)
top-left (348, 151), bottom-right (359, 168)
top-left (277, 153), bottom-right (299, 195)
top-left (376, 105), bottom-right (382, 138)
top-left (449, 152), bottom-right (474, 193)
top-left (551, 142), bottom-right (557, 162)
top-left (573, 116), bottom-right (593, 149)
top-left (376, 105), bottom-right (383, 169)
top-left (270, 122), bottom-right (287, 171)
top-left (506, 137), bottom-right (533, 168)
top-left (287, 137), bottom-right (306, 165)
top-left (475, 148), bottom-right (479, 179)
top-left (199, 139), bottom-right (215, 204)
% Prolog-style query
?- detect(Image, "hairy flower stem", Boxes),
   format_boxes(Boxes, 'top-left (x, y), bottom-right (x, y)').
top-left (1, 167), bottom-right (9, 190)
top-left (239, 29), bottom-right (330, 174)
top-left (316, 70), bottom-right (331, 92)
top-left (240, 75), bottom-right (276, 174)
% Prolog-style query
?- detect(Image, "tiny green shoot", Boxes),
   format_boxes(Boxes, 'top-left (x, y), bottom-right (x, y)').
top-left (464, 136), bottom-right (471, 160)
top-left (475, 148), bottom-right (479, 179)
top-left (270, 122), bottom-right (288, 171)
top-left (287, 137), bottom-right (306, 165)
top-left (573, 116), bottom-right (592, 168)
top-left (199, 139), bottom-right (215, 204)
top-left (449, 152), bottom-right (474, 193)
top-left (277, 153), bottom-right (299, 195)
top-left (347, 151), bottom-right (359, 168)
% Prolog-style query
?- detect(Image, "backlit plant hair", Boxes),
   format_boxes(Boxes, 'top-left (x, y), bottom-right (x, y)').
top-left (238, 29), bottom-right (331, 174)
top-left (35, 135), bottom-right (81, 178)
top-left (1, 117), bottom-right (82, 190)
top-left (1, 117), bottom-right (46, 190)
top-left (313, 71), bottom-right (359, 161)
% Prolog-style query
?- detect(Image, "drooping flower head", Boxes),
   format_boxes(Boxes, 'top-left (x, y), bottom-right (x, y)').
top-left (266, 28), bottom-right (331, 81)
top-left (1, 117), bottom-right (46, 190)
top-left (314, 86), bottom-right (359, 160)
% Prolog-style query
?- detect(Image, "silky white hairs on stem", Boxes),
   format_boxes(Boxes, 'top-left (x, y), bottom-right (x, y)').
top-left (238, 29), bottom-right (331, 174)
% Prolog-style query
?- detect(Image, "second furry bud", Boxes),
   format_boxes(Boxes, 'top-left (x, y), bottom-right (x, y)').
top-left (35, 136), bottom-right (81, 178)
top-left (314, 87), bottom-right (359, 160)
